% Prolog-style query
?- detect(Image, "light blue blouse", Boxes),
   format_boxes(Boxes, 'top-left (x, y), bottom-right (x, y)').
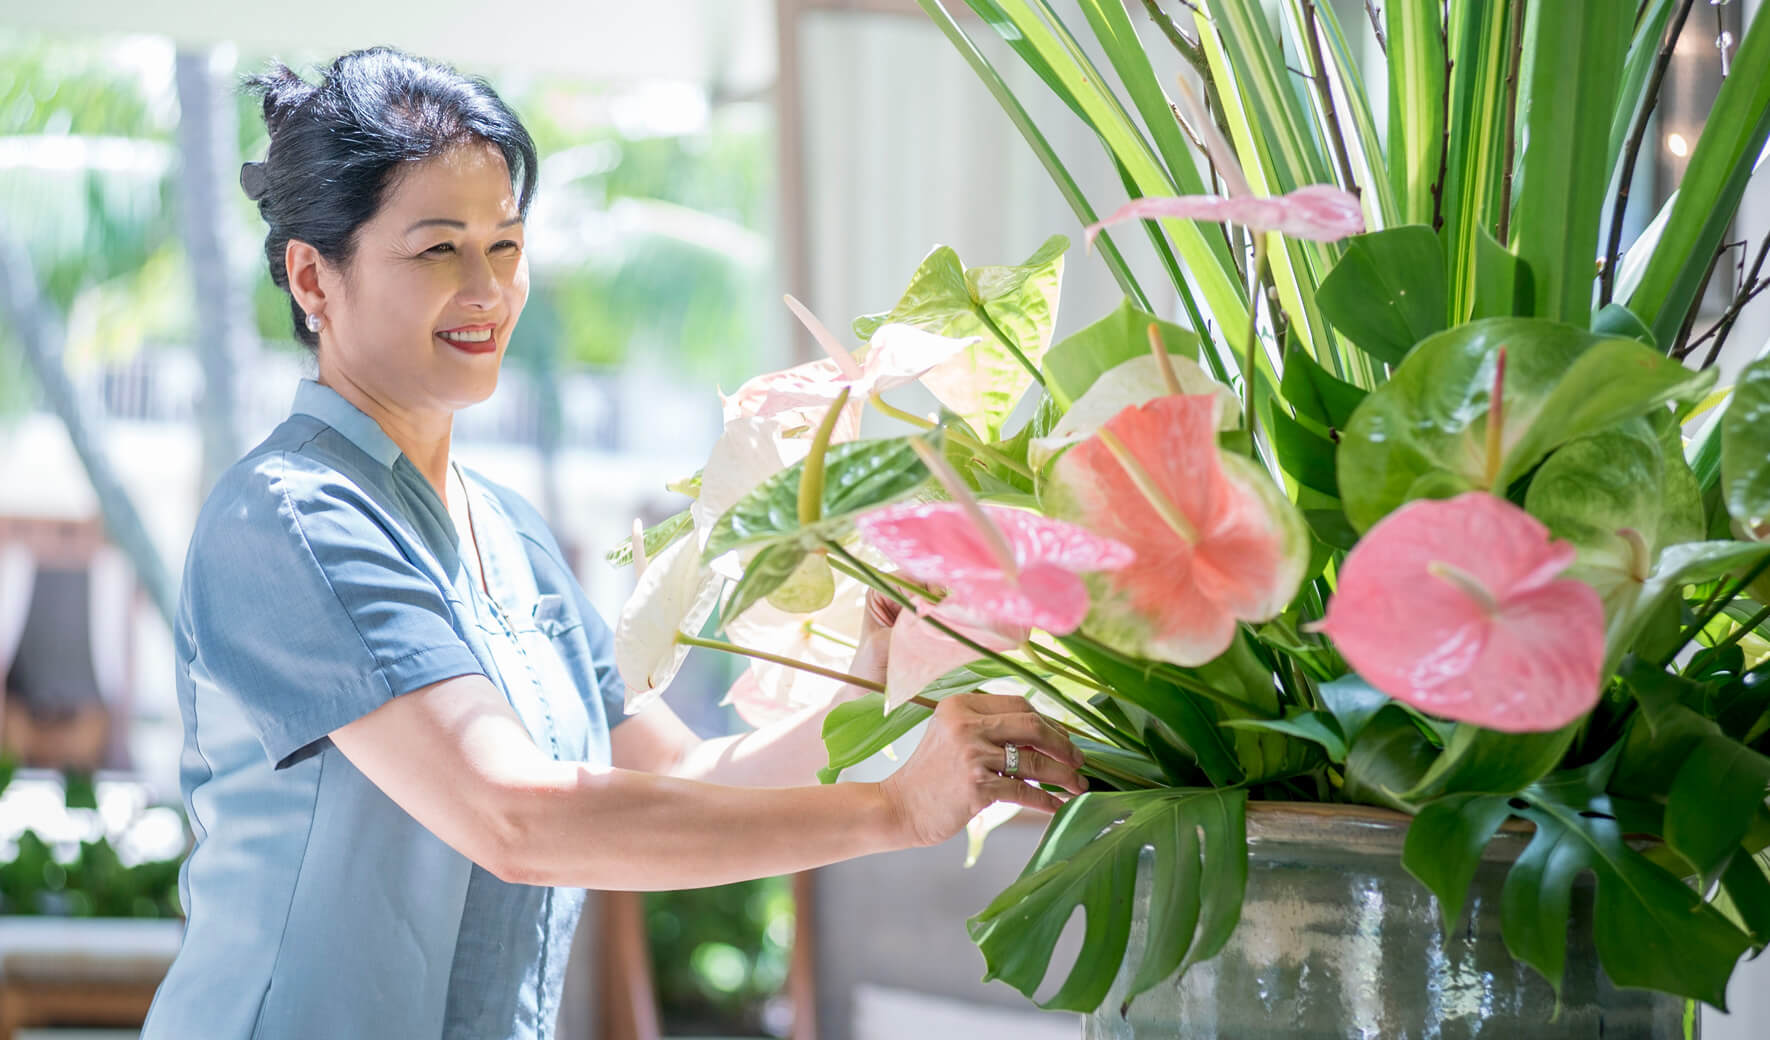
top-left (140, 377), bottom-right (629, 1040)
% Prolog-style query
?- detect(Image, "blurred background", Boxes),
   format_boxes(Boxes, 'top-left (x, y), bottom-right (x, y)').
top-left (0, 1), bottom-right (1764, 1039)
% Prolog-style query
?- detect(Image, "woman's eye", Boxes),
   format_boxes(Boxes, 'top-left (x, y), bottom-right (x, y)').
top-left (495, 241), bottom-right (521, 253)
top-left (426, 243), bottom-right (455, 255)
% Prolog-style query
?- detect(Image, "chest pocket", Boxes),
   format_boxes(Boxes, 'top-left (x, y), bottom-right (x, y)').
top-left (459, 480), bottom-right (593, 764)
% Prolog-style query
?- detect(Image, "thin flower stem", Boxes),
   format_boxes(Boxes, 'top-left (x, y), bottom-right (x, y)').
top-left (822, 540), bottom-right (1143, 748)
top-left (868, 392), bottom-right (936, 430)
top-left (867, 392), bottom-right (1035, 479)
top-left (1662, 555), bottom-right (1770, 665)
top-left (676, 632), bottom-right (885, 693)
top-left (973, 305), bottom-right (1050, 395)
top-left (1708, 603), bottom-right (1770, 657)
top-left (1061, 630), bottom-right (1280, 720)
top-left (1023, 640), bottom-right (1111, 693)
top-left (825, 553), bottom-right (941, 602)
top-left (1243, 239), bottom-right (1269, 447)
top-left (1497, 0), bottom-right (1527, 244)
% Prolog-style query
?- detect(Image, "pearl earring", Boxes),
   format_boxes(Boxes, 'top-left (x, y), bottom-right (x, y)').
top-left (305, 312), bottom-right (323, 333)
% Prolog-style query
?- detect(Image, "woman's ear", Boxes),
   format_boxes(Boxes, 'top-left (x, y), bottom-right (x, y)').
top-left (284, 238), bottom-right (328, 315)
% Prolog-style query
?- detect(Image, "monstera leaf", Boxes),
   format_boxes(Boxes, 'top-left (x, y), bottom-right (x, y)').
top-left (1403, 755), bottom-right (1753, 1007)
top-left (853, 235), bottom-right (1067, 437)
top-left (1336, 317), bottom-right (1714, 531)
top-left (968, 787), bottom-right (1247, 1012)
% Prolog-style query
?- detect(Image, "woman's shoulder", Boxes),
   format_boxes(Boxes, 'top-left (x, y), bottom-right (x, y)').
top-left (193, 437), bottom-right (397, 553)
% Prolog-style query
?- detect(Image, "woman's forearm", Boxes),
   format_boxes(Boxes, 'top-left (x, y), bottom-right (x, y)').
top-left (491, 762), bottom-right (905, 890)
top-left (668, 684), bottom-right (870, 787)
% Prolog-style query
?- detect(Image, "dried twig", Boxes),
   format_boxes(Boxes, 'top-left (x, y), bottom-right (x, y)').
top-left (1496, 0), bottom-right (1527, 243)
top-left (1366, 0), bottom-right (1387, 52)
top-left (1670, 239), bottom-right (1741, 359)
top-left (1139, 0), bottom-right (1211, 82)
top-left (1601, 0), bottom-right (1698, 308)
top-left (1429, 2), bottom-right (1452, 233)
top-left (1691, 233), bottom-right (1770, 369)
top-left (1302, 0), bottom-right (1359, 192)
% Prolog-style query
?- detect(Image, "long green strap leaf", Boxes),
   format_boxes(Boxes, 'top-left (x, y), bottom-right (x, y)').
top-left (1441, 0), bottom-right (1517, 323)
top-left (1509, 0), bottom-right (1633, 326)
top-left (918, 0), bottom-right (1154, 309)
top-left (1385, 0), bottom-right (1446, 228)
top-left (972, 0), bottom-right (1252, 333)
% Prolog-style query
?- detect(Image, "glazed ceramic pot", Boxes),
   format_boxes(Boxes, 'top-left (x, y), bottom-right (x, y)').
top-left (1084, 803), bottom-right (1692, 1039)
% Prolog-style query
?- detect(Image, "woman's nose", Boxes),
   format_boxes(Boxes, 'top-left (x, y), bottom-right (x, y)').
top-left (456, 255), bottom-right (503, 309)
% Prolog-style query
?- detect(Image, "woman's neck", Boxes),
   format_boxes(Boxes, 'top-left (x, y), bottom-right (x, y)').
top-left (316, 366), bottom-right (455, 503)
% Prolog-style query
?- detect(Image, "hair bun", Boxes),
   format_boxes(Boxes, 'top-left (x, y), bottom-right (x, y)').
top-left (240, 161), bottom-right (269, 202)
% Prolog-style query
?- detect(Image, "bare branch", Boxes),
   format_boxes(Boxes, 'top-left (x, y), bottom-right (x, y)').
top-left (1366, 1), bottom-right (1387, 53)
top-left (1601, 0), bottom-right (1698, 308)
top-left (1496, 0), bottom-right (1528, 243)
top-left (1139, 0), bottom-right (1210, 82)
top-left (1693, 234), bottom-right (1770, 369)
top-left (1302, 0), bottom-right (1359, 192)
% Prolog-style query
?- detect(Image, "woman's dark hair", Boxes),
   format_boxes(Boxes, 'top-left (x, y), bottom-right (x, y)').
top-left (239, 47), bottom-right (539, 350)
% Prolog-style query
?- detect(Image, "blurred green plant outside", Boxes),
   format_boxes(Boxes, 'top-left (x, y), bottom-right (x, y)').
top-left (0, 758), bottom-right (185, 918)
top-left (646, 876), bottom-right (795, 1037)
top-left (0, 28), bottom-right (780, 424)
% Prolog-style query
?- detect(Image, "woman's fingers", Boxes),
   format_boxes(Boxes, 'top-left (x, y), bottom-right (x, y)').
top-left (982, 778), bottom-right (1067, 815)
top-left (978, 711), bottom-right (1082, 767)
top-left (1002, 745), bottom-right (1087, 796)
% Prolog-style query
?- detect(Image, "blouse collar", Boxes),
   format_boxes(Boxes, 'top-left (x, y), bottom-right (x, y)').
top-left (289, 378), bottom-right (404, 469)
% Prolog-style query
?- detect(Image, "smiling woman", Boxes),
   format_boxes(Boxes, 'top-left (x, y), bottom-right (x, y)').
top-left (136, 46), bottom-right (1080, 1040)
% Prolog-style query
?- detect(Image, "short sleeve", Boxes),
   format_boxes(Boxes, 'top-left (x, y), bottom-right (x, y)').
top-left (185, 453), bottom-right (486, 769)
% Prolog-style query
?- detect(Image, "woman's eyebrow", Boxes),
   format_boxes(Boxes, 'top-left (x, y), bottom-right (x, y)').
top-left (404, 216), bottom-right (524, 233)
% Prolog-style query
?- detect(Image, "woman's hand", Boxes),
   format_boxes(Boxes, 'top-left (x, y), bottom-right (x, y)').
top-left (845, 587), bottom-right (901, 692)
top-left (878, 692), bottom-right (1088, 848)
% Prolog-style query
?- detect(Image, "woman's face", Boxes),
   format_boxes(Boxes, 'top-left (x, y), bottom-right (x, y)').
top-left (294, 140), bottom-right (529, 414)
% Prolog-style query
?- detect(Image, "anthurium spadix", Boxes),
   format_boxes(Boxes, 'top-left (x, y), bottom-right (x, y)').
top-left (1043, 394), bottom-right (1309, 667)
top-left (614, 531), bottom-right (724, 713)
top-left (1312, 492), bottom-right (1606, 733)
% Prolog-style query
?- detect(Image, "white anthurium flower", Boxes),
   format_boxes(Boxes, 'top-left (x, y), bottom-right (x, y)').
top-left (723, 569), bottom-right (869, 710)
top-left (614, 532), bottom-right (723, 715)
top-left (692, 414), bottom-right (812, 581)
top-left (1029, 354), bottom-right (1238, 472)
top-left (965, 801), bottom-right (1025, 869)
top-left (723, 297), bottom-right (979, 429)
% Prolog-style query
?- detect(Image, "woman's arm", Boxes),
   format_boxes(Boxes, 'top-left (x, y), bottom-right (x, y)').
top-left (328, 671), bottom-right (1083, 891)
top-left (610, 586), bottom-right (899, 788)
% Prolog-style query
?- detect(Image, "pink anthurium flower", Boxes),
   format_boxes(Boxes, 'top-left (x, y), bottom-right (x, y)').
top-left (1311, 491), bottom-right (1606, 733)
top-left (721, 295), bottom-right (977, 434)
top-left (856, 501), bottom-right (1135, 636)
top-left (1044, 394), bottom-right (1309, 666)
top-left (1083, 185), bottom-right (1365, 249)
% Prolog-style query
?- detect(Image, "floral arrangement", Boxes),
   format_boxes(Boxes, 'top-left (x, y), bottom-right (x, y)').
top-left (611, 0), bottom-right (1770, 1018)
